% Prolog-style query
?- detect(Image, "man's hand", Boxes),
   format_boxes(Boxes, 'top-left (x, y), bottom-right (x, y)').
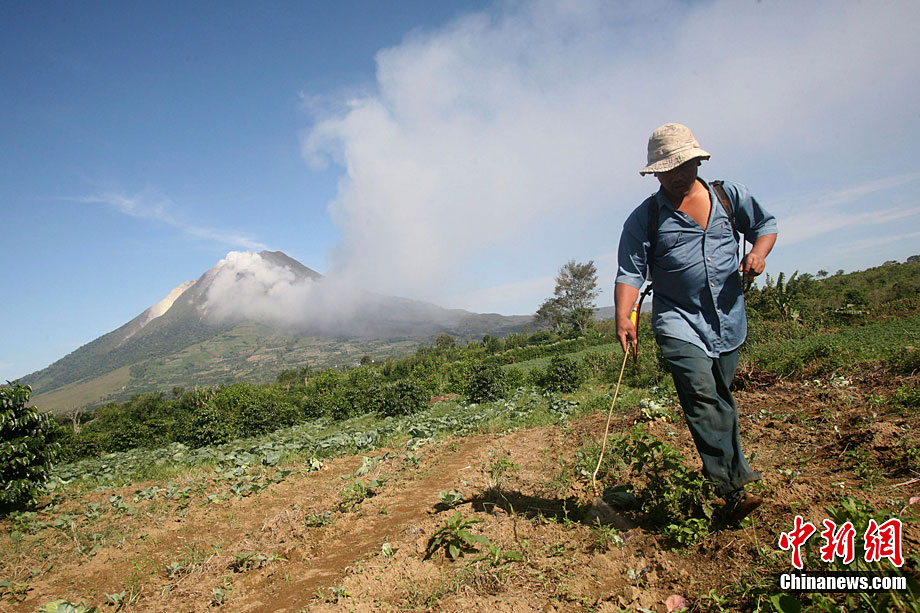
top-left (616, 315), bottom-right (637, 357)
top-left (739, 252), bottom-right (766, 277)
top-left (614, 282), bottom-right (641, 356)
top-left (739, 233), bottom-right (777, 278)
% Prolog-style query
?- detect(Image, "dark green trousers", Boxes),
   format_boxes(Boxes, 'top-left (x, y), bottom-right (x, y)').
top-left (657, 335), bottom-right (761, 496)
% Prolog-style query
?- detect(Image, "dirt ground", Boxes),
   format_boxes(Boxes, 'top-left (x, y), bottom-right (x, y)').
top-left (2, 367), bottom-right (918, 612)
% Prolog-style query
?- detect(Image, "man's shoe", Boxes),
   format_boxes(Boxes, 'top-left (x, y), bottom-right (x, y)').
top-left (726, 490), bottom-right (763, 523)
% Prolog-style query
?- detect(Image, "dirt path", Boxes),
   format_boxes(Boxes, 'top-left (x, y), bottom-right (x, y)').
top-left (7, 434), bottom-right (505, 612)
top-left (239, 435), bottom-right (495, 612)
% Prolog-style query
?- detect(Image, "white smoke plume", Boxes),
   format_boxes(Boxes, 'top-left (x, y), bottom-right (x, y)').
top-left (303, 0), bottom-right (920, 315)
top-left (200, 251), bottom-right (362, 331)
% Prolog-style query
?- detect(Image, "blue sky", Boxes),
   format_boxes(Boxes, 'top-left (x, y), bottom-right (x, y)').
top-left (2, 0), bottom-right (919, 382)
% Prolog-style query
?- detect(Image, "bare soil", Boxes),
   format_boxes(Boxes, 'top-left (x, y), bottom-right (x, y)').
top-left (2, 367), bottom-right (919, 612)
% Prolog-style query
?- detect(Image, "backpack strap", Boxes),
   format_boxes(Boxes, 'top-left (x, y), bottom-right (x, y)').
top-left (709, 180), bottom-right (736, 239)
top-left (646, 196), bottom-right (659, 279)
top-left (710, 180), bottom-right (748, 265)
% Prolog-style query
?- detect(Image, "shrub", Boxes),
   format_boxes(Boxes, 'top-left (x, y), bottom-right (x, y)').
top-left (465, 364), bottom-right (508, 404)
top-left (300, 392), bottom-right (336, 420)
top-left (887, 346), bottom-right (920, 375)
top-left (181, 402), bottom-right (238, 447)
top-left (528, 331), bottom-right (554, 345)
top-left (444, 360), bottom-right (474, 395)
top-left (236, 387), bottom-right (299, 434)
top-left (1, 382), bottom-right (60, 510)
top-left (581, 393), bottom-right (614, 415)
top-left (380, 379), bottom-right (429, 417)
top-left (503, 366), bottom-right (526, 392)
top-left (539, 356), bottom-right (586, 393)
top-left (526, 366), bottom-right (546, 388)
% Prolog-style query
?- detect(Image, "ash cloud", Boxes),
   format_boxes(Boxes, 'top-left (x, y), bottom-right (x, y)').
top-left (200, 251), bottom-right (362, 332)
top-left (303, 0), bottom-right (920, 315)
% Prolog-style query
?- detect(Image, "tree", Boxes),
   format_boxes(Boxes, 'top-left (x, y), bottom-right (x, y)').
top-left (436, 333), bottom-right (456, 350)
top-left (534, 297), bottom-right (566, 331)
top-left (817, 269), bottom-right (828, 279)
top-left (535, 260), bottom-right (599, 334)
top-left (482, 335), bottom-right (502, 354)
top-left (762, 271), bottom-right (805, 323)
top-left (1, 382), bottom-right (60, 509)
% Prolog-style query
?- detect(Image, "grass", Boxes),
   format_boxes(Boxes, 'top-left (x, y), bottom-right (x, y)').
top-left (507, 342), bottom-right (624, 373)
top-left (743, 313), bottom-right (920, 376)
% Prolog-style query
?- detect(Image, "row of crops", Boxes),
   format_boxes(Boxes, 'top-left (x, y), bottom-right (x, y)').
top-left (47, 387), bottom-right (578, 490)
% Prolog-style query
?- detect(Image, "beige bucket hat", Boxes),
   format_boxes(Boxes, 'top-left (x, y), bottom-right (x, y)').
top-left (639, 123), bottom-right (711, 175)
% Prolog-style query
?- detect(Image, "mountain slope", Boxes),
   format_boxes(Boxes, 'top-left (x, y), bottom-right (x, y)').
top-left (23, 251), bottom-right (531, 412)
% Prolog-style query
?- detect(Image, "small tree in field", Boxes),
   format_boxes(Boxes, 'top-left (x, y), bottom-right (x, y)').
top-left (436, 333), bottom-right (456, 350)
top-left (535, 260), bottom-right (599, 334)
top-left (1, 382), bottom-right (60, 510)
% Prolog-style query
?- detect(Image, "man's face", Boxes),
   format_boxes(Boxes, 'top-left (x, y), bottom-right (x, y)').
top-left (655, 158), bottom-right (700, 200)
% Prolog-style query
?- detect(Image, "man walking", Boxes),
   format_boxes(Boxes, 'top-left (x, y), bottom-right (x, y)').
top-left (615, 123), bottom-right (778, 522)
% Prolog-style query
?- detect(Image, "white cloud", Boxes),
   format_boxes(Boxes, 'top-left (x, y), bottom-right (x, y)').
top-left (445, 274), bottom-right (555, 314)
top-left (828, 230), bottom-right (920, 256)
top-left (774, 173), bottom-right (920, 246)
top-left (302, 0), bottom-right (920, 313)
top-left (70, 192), bottom-right (269, 251)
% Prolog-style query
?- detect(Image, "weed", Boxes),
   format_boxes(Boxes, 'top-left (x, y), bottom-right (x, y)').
top-left (591, 524), bottom-right (625, 551)
top-left (488, 457), bottom-right (519, 482)
top-left (699, 587), bottom-right (735, 612)
top-left (892, 383), bottom-right (920, 412)
top-left (895, 438), bottom-right (920, 472)
top-left (887, 345), bottom-right (920, 375)
top-left (580, 427), bottom-right (714, 547)
top-left (337, 479), bottom-right (381, 511)
top-left (0, 578), bottom-right (30, 603)
top-left (210, 587), bottom-right (227, 606)
top-left (438, 489), bottom-right (464, 508)
top-left (36, 600), bottom-right (101, 613)
top-left (424, 511), bottom-right (490, 560)
top-left (545, 460), bottom-right (575, 496)
top-left (844, 447), bottom-right (882, 485)
top-left (470, 544), bottom-right (523, 567)
top-left (229, 552), bottom-right (286, 572)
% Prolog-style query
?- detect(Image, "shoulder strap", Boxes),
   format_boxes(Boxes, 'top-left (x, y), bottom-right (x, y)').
top-left (711, 180), bottom-right (748, 264)
top-left (646, 197), bottom-right (659, 279)
top-left (709, 180), bottom-right (736, 237)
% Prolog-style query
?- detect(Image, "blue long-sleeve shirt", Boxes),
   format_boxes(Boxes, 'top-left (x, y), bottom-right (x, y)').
top-left (616, 178), bottom-right (778, 357)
